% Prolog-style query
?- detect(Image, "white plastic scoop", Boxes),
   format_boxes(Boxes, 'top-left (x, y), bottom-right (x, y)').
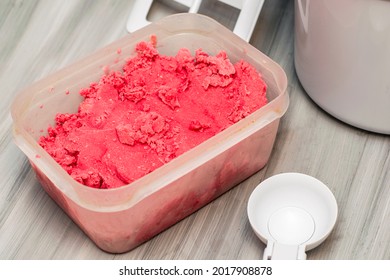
top-left (247, 173), bottom-right (338, 260)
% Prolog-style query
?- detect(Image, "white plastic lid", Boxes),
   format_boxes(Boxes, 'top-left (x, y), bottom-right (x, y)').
top-left (247, 173), bottom-right (338, 260)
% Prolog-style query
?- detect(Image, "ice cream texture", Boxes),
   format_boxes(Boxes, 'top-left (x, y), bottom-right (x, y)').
top-left (39, 39), bottom-right (268, 189)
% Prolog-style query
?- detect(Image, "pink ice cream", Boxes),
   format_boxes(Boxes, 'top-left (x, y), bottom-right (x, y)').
top-left (39, 39), bottom-right (267, 189)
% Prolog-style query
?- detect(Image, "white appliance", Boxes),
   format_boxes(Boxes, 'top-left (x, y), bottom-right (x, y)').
top-left (295, 0), bottom-right (390, 134)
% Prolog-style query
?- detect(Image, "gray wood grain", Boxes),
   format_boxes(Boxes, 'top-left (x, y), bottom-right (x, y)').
top-left (1, 0), bottom-right (389, 260)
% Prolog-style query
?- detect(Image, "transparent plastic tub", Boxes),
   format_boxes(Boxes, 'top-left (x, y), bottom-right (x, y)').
top-left (11, 14), bottom-right (288, 253)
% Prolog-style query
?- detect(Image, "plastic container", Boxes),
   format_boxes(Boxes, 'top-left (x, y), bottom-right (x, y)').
top-left (11, 13), bottom-right (288, 253)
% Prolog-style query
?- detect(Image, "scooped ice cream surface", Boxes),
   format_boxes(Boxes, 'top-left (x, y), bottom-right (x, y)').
top-left (39, 38), bottom-right (267, 189)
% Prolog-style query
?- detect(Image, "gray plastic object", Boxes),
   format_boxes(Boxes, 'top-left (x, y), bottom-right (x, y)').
top-left (126, 0), bottom-right (265, 42)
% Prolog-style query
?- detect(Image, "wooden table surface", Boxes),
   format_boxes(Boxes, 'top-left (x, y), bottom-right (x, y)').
top-left (1, 0), bottom-right (389, 260)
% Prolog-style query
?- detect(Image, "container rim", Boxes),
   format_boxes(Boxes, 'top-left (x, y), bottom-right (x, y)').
top-left (11, 13), bottom-right (289, 212)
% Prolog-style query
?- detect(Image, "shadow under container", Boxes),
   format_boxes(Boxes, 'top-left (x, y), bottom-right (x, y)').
top-left (11, 14), bottom-right (289, 253)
